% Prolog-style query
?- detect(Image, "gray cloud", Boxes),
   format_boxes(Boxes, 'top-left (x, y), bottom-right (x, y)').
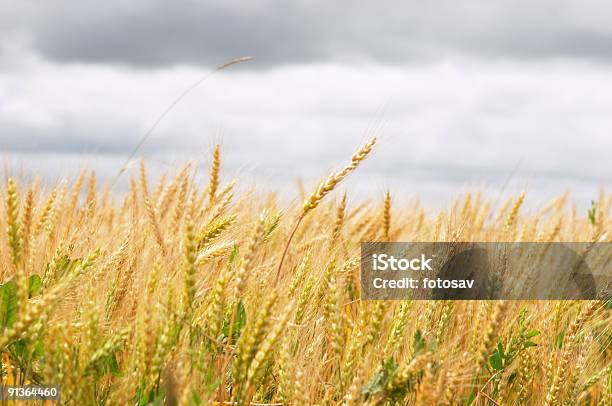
top-left (2, 0), bottom-right (612, 68)
top-left (2, 59), bottom-right (610, 180)
top-left (0, 117), bottom-right (208, 155)
top-left (0, 120), bottom-right (139, 155)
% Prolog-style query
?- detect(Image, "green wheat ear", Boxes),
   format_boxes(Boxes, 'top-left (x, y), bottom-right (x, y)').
top-left (6, 178), bottom-right (22, 268)
top-left (588, 200), bottom-right (597, 226)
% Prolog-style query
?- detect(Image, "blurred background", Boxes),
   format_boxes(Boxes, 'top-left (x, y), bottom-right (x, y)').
top-left (1, 0), bottom-right (610, 209)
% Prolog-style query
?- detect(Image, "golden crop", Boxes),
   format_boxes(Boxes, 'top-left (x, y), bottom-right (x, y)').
top-left (0, 139), bottom-right (610, 405)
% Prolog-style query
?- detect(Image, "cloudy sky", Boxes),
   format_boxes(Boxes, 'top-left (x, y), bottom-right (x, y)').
top-left (1, 0), bottom-right (611, 208)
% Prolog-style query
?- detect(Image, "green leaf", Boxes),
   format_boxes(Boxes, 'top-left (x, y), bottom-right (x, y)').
top-left (465, 389), bottom-right (477, 405)
top-left (136, 386), bottom-right (158, 405)
top-left (222, 301), bottom-right (247, 345)
top-left (32, 338), bottom-right (45, 359)
top-left (92, 351), bottom-right (122, 377)
top-left (489, 352), bottom-right (504, 371)
top-left (497, 341), bottom-right (505, 360)
top-left (0, 280), bottom-right (18, 329)
top-left (10, 339), bottom-right (28, 359)
top-left (525, 329), bottom-right (540, 338)
top-left (413, 330), bottom-right (426, 355)
top-left (555, 331), bottom-right (565, 349)
top-left (187, 390), bottom-right (203, 405)
top-left (347, 281), bottom-right (357, 301)
top-left (206, 378), bottom-right (221, 394)
top-left (362, 357), bottom-right (398, 398)
top-left (106, 353), bottom-right (121, 376)
top-left (523, 341), bottom-right (537, 348)
top-left (28, 275), bottom-right (42, 298)
top-left (234, 301), bottom-right (247, 335)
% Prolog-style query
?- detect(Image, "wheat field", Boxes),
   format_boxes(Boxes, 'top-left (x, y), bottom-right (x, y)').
top-left (0, 139), bottom-right (610, 405)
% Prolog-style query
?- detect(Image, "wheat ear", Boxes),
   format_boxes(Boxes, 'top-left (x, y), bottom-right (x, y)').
top-left (276, 137), bottom-right (376, 282)
top-left (208, 144), bottom-right (221, 206)
top-left (5, 178), bottom-right (21, 269)
top-left (302, 137), bottom-right (376, 215)
top-left (383, 190), bottom-right (391, 240)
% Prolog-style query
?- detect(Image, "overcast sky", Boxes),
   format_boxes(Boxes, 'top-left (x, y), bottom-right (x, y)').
top-left (1, 0), bottom-right (610, 208)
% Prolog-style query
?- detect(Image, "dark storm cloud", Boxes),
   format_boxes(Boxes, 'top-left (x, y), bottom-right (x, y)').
top-left (2, 0), bottom-right (612, 68)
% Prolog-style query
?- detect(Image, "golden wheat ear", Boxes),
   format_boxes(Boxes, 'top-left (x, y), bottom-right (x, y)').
top-left (302, 137), bottom-right (376, 216)
top-left (276, 137), bottom-right (377, 282)
top-left (207, 144), bottom-right (221, 207)
top-left (383, 190), bottom-right (391, 241)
